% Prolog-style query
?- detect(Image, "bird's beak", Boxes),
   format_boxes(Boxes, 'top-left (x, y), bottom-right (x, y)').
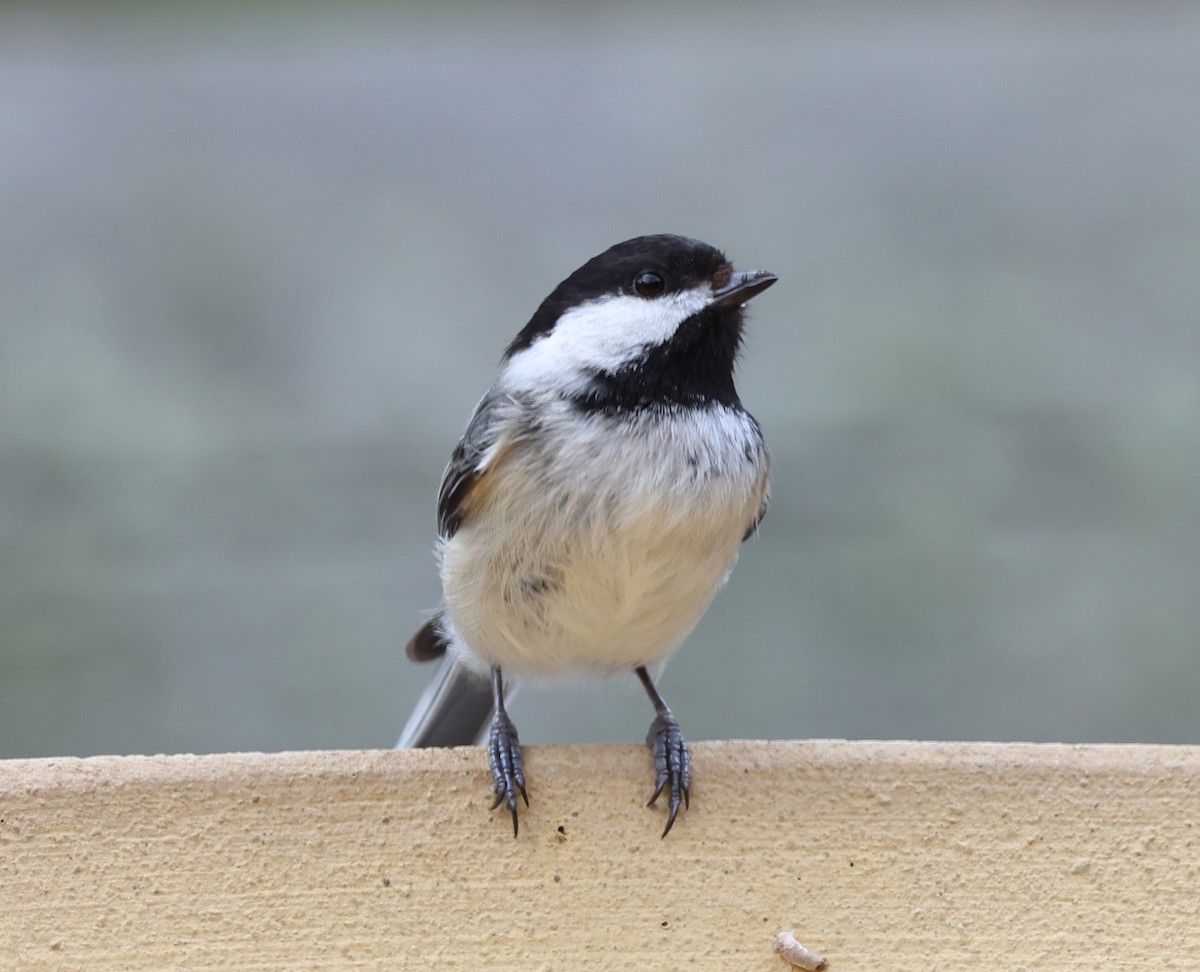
top-left (711, 269), bottom-right (778, 307)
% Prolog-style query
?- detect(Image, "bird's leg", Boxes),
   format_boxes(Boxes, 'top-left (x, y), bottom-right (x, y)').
top-left (487, 665), bottom-right (527, 836)
top-left (635, 665), bottom-right (691, 837)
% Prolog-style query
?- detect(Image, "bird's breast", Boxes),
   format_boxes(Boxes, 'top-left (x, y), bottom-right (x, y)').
top-left (440, 403), bottom-right (768, 676)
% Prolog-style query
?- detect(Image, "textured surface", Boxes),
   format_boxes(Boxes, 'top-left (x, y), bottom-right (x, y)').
top-left (2, 741), bottom-right (1199, 970)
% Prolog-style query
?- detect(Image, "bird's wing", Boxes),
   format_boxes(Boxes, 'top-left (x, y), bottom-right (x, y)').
top-left (742, 501), bottom-right (768, 542)
top-left (742, 435), bottom-right (771, 542)
top-left (435, 387), bottom-right (515, 540)
top-left (405, 389), bottom-right (517, 665)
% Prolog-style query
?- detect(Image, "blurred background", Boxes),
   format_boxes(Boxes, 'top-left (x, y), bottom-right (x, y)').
top-left (2, 1), bottom-right (1198, 759)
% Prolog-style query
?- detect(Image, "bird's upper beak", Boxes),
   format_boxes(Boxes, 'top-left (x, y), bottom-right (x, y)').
top-left (711, 269), bottom-right (778, 307)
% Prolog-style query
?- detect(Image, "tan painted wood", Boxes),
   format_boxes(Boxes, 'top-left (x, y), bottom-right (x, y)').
top-left (3, 741), bottom-right (1198, 970)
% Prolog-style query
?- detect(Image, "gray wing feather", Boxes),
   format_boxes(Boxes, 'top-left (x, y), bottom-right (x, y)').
top-left (741, 427), bottom-right (771, 542)
top-left (436, 388), bottom-right (511, 539)
top-left (742, 498), bottom-right (768, 542)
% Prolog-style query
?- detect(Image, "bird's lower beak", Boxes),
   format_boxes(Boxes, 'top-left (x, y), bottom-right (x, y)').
top-left (711, 269), bottom-right (778, 307)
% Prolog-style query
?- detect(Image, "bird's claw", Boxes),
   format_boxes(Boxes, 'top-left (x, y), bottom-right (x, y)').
top-left (646, 711), bottom-right (691, 837)
top-left (488, 708), bottom-right (528, 836)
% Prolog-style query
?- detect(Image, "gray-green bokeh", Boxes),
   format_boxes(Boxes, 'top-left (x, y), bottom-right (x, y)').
top-left (3, 2), bottom-right (1198, 758)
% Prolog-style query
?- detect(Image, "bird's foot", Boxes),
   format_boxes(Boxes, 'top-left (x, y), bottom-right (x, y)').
top-left (646, 711), bottom-right (691, 837)
top-left (488, 708), bottom-right (528, 836)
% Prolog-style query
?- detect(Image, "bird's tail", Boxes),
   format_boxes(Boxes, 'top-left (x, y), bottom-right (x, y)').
top-left (396, 653), bottom-right (498, 748)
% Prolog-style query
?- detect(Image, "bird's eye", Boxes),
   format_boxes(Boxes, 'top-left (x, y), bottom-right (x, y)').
top-left (633, 271), bottom-right (665, 298)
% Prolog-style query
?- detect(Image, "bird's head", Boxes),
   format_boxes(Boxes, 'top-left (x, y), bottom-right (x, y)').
top-left (502, 234), bottom-right (776, 410)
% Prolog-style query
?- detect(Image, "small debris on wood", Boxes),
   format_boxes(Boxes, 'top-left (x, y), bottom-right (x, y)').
top-left (774, 930), bottom-right (826, 970)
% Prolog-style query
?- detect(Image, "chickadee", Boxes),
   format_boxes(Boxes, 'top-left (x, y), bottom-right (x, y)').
top-left (399, 234), bottom-right (776, 837)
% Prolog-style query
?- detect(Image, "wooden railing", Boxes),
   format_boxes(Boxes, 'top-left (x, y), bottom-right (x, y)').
top-left (3, 741), bottom-right (1197, 969)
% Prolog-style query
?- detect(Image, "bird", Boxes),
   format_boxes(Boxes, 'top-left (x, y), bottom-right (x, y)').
top-left (398, 234), bottom-right (776, 837)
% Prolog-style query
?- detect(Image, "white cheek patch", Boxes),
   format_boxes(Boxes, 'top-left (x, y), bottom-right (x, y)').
top-left (503, 287), bottom-right (713, 393)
